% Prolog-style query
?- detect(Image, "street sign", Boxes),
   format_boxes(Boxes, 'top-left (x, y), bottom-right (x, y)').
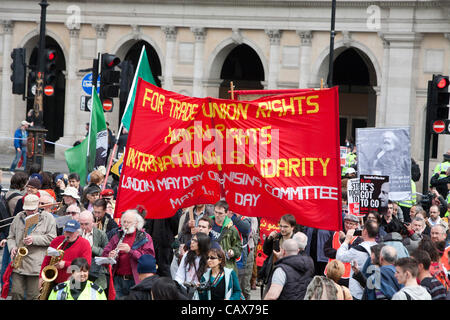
top-left (432, 120), bottom-right (445, 134)
top-left (44, 85), bottom-right (54, 96)
top-left (80, 95), bottom-right (92, 111)
top-left (102, 99), bottom-right (113, 112)
top-left (81, 73), bottom-right (100, 95)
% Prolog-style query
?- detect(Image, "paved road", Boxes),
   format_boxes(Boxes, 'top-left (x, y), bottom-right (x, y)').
top-left (0, 152), bottom-right (69, 190)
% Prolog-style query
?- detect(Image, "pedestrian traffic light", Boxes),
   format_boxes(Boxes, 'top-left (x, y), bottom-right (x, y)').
top-left (100, 53), bottom-right (121, 101)
top-left (10, 48), bottom-right (26, 95)
top-left (428, 74), bottom-right (450, 121)
top-left (44, 49), bottom-right (57, 87)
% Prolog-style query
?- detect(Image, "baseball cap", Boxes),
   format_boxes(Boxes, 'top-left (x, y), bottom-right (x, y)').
top-left (64, 219), bottom-right (81, 233)
top-left (23, 194), bottom-right (40, 210)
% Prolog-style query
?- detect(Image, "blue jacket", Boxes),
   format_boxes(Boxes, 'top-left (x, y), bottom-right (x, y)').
top-left (13, 128), bottom-right (27, 149)
top-left (304, 227), bottom-right (333, 263)
top-left (365, 265), bottom-right (403, 300)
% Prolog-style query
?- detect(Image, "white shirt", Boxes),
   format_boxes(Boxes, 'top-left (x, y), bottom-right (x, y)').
top-left (174, 252), bottom-right (201, 288)
top-left (82, 230), bottom-right (94, 247)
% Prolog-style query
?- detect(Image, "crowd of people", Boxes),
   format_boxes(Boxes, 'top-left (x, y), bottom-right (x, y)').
top-left (0, 143), bottom-right (449, 301)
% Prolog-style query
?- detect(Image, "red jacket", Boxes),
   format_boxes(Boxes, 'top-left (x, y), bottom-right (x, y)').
top-left (40, 235), bottom-right (92, 284)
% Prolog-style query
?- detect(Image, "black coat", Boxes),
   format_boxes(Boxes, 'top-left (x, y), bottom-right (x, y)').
top-left (123, 275), bottom-right (159, 300)
top-left (269, 252), bottom-right (315, 300)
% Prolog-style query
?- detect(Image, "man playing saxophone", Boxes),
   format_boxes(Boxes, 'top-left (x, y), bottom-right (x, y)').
top-left (6, 194), bottom-right (56, 300)
top-left (39, 219), bottom-right (92, 296)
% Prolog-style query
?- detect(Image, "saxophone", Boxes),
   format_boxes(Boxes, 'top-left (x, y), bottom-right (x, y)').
top-left (12, 247), bottom-right (28, 269)
top-left (12, 212), bottom-right (39, 269)
top-left (38, 237), bottom-right (68, 300)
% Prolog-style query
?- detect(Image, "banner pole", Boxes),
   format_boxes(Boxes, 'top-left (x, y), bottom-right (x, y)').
top-left (102, 47), bottom-right (146, 190)
top-left (230, 81), bottom-right (235, 100)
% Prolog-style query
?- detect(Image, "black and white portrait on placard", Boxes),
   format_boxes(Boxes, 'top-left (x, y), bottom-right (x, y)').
top-left (357, 127), bottom-right (411, 202)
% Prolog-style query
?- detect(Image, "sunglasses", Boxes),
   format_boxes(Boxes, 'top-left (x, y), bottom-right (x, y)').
top-left (207, 256), bottom-right (218, 260)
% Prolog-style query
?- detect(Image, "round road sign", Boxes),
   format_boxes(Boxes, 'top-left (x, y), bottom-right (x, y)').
top-left (103, 99), bottom-right (113, 112)
top-left (433, 120), bottom-right (445, 134)
top-left (44, 85), bottom-right (54, 96)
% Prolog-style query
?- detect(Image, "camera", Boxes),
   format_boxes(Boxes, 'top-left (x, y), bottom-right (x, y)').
top-left (420, 192), bottom-right (434, 211)
top-left (196, 281), bottom-right (211, 293)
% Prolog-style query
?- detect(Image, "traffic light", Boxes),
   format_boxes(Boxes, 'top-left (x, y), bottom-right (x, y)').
top-left (100, 53), bottom-right (121, 101)
top-left (44, 49), bottom-right (57, 87)
top-left (428, 74), bottom-right (450, 121)
top-left (10, 48), bottom-right (26, 95)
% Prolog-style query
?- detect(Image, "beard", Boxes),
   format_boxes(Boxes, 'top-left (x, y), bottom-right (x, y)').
top-left (125, 225), bottom-right (136, 234)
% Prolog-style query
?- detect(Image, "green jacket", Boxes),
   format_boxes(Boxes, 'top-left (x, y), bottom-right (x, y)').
top-left (210, 215), bottom-right (242, 274)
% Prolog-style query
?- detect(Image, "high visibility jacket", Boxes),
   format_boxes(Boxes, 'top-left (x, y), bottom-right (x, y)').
top-left (48, 280), bottom-right (107, 300)
top-left (325, 232), bottom-right (358, 279)
top-left (398, 180), bottom-right (416, 208)
top-left (341, 153), bottom-right (357, 176)
top-left (433, 161), bottom-right (450, 178)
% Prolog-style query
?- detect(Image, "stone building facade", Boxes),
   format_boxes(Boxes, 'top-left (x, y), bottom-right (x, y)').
top-left (0, 0), bottom-right (449, 191)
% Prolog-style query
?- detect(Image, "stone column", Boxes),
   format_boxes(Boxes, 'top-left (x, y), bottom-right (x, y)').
top-left (382, 32), bottom-right (422, 127)
top-left (376, 34), bottom-right (391, 127)
top-left (296, 30), bottom-right (312, 89)
top-left (93, 24), bottom-right (108, 54)
top-left (161, 26), bottom-right (177, 91)
top-left (265, 29), bottom-right (282, 90)
top-left (191, 27), bottom-right (206, 97)
top-left (0, 20), bottom-right (14, 143)
top-left (55, 27), bottom-right (80, 160)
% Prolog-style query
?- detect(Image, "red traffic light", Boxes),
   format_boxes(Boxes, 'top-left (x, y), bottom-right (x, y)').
top-left (46, 49), bottom-right (56, 61)
top-left (437, 77), bottom-right (449, 89)
top-left (433, 75), bottom-right (449, 89)
top-left (102, 54), bottom-right (120, 69)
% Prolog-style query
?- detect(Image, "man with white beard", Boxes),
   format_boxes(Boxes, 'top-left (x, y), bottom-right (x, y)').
top-left (102, 209), bottom-right (155, 299)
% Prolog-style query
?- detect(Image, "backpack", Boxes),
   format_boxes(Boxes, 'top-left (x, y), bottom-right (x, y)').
top-left (0, 187), bottom-right (21, 238)
top-left (430, 262), bottom-right (450, 291)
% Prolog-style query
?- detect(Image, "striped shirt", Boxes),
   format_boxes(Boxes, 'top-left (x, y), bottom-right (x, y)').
top-left (420, 276), bottom-right (448, 300)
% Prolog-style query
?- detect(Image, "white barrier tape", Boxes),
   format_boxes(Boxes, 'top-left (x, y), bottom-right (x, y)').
top-left (0, 136), bottom-right (72, 149)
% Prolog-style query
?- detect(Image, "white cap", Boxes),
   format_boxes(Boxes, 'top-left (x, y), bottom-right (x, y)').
top-left (62, 186), bottom-right (80, 200)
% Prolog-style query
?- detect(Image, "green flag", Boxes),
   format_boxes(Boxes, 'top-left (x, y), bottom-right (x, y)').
top-left (65, 90), bottom-right (107, 186)
top-left (121, 46), bottom-right (156, 130)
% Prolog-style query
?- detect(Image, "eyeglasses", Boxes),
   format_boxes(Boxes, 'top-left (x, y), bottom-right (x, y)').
top-left (207, 256), bottom-right (218, 260)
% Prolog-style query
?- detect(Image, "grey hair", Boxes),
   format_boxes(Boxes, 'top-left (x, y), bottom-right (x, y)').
top-left (380, 245), bottom-right (397, 264)
top-left (293, 232), bottom-right (308, 251)
top-left (122, 209), bottom-right (145, 230)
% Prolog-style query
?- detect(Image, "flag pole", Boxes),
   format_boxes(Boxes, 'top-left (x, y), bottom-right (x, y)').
top-left (102, 46), bottom-right (146, 190)
top-left (86, 53), bottom-right (101, 185)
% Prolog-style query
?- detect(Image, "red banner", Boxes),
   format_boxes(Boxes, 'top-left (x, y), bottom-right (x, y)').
top-left (115, 79), bottom-right (342, 231)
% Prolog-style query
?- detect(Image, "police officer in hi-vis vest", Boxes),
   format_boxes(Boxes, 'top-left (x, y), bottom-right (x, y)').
top-left (48, 257), bottom-right (106, 300)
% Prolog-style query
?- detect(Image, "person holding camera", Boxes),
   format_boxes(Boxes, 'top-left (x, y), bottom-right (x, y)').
top-left (197, 248), bottom-right (242, 300)
top-left (323, 214), bottom-right (363, 288)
